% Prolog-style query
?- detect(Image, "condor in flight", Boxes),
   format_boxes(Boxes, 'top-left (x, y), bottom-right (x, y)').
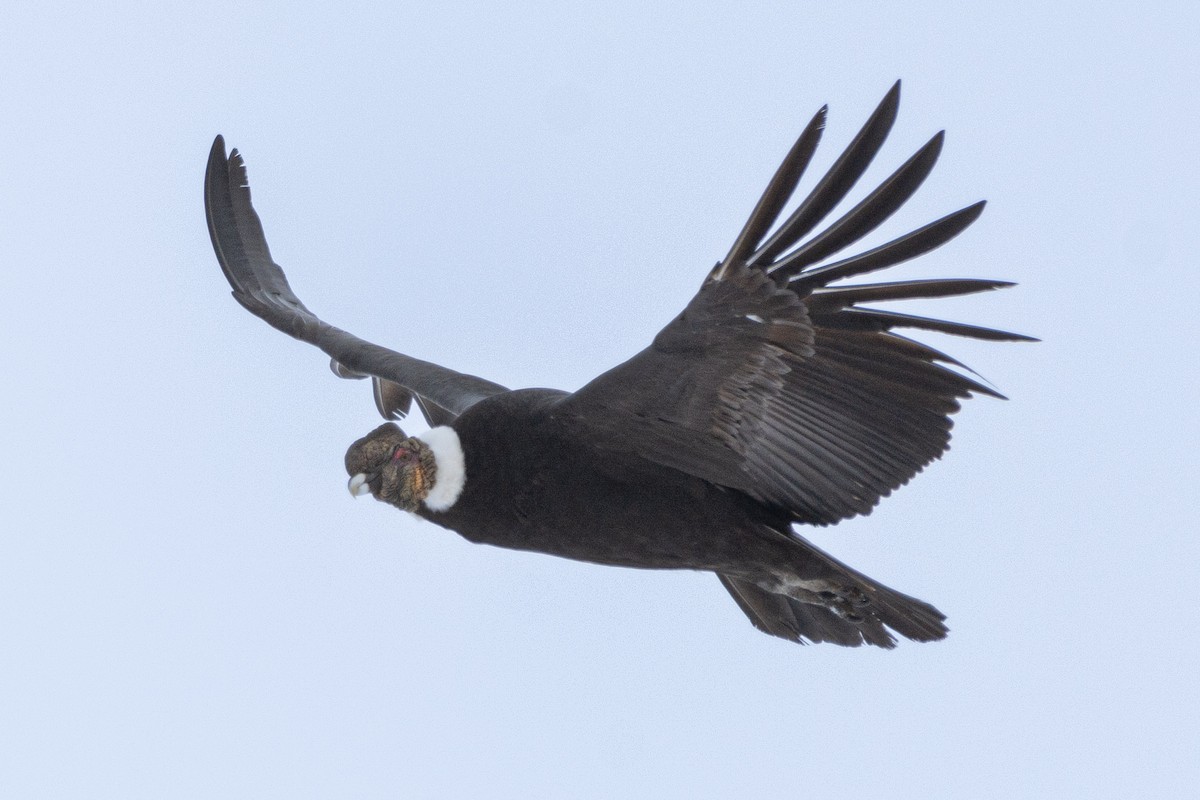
top-left (205, 83), bottom-right (1030, 648)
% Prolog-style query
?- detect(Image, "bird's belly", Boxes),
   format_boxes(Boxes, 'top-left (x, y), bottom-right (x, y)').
top-left (430, 464), bottom-right (788, 573)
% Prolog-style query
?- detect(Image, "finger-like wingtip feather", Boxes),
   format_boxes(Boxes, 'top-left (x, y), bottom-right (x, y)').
top-left (205, 135), bottom-right (270, 300)
top-left (809, 278), bottom-right (1016, 310)
top-left (839, 308), bottom-right (1039, 342)
top-left (718, 105), bottom-right (828, 274)
top-left (787, 200), bottom-right (987, 292)
top-left (204, 135), bottom-right (240, 289)
top-left (769, 130), bottom-right (945, 277)
top-left (749, 82), bottom-right (903, 268)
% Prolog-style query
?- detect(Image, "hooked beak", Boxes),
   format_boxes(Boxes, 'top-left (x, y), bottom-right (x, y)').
top-left (348, 472), bottom-right (374, 498)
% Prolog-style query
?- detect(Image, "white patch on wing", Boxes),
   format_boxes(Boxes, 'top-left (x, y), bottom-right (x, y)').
top-left (418, 426), bottom-right (466, 511)
top-left (745, 313), bottom-right (765, 323)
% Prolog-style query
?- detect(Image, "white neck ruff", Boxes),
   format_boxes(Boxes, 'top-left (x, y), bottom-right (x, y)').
top-left (417, 426), bottom-right (466, 511)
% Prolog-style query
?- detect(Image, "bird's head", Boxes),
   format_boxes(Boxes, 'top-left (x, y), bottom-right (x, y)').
top-left (345, 423), bottom-right (439, 512)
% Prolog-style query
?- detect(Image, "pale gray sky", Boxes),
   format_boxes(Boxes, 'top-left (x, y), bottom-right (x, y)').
top-left (3, 2), bottom-right (1198, 798)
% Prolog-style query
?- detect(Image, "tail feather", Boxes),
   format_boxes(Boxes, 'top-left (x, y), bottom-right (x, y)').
top-left (718, 529), bottom-right (949, 648)
top-left (719, 575), bottom-right (894, 647)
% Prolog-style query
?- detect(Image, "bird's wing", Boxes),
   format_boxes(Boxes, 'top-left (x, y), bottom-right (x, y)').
top-left (559, 82), bottom-right (1034, 526)
top-left (205, 136), bottom-right (508, 424)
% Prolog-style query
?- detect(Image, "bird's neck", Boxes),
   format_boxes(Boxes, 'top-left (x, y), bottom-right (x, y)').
top-left (418, 426), bottom-right (466, 511)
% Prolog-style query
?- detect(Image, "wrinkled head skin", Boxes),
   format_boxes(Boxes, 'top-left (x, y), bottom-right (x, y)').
top-left (344, 423), bottom-right (438, 512)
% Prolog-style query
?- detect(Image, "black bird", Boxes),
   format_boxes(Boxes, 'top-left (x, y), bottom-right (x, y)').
top-left (205, 83), bottom-right (1031, 648)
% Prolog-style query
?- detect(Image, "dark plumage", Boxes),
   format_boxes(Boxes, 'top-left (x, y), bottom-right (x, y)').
top-left (205, 82), bottom-right (1032, 648)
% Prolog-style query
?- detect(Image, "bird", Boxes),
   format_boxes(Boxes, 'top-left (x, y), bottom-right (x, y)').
top-left (205, 82), bottom-right (1032, 648)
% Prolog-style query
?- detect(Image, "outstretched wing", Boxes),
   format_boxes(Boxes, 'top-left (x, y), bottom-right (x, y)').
top-left (560, 82), bottom-right (1034, 526)
top-left (205, 136), bottom-right (508, 424)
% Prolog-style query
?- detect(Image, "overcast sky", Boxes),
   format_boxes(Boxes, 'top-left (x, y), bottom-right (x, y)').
top-left (3, 3), bottom-right (1198, 798)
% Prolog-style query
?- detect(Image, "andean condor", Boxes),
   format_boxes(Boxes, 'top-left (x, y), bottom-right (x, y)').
top-left (205, 82), bottom-right (1031, 648)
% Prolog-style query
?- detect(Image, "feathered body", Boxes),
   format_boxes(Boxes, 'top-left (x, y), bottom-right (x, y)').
top-left (207, 82), bottom-right (1031, 648)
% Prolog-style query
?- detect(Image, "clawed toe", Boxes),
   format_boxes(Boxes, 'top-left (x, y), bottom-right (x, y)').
top-left (818, 586), bottom-right (870, 605)
top-left (816, 586), bottom-right (872, 622)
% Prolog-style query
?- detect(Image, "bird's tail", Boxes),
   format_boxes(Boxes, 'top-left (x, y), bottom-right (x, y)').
top-left (719, 531), bottom-right (948, 648)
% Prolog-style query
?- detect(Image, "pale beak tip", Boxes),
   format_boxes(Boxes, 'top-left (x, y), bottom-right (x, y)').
top-left (348, 473), bottom-right (371, 498)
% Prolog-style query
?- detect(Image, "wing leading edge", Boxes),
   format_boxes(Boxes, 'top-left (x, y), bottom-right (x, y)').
top-left (204, 136), bottom-right (508, 424)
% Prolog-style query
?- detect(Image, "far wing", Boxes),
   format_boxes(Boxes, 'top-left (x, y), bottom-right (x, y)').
top-left (559, 83), bottom-right (1033, 525)
top-left (205, 136), bottom-right (508, 424)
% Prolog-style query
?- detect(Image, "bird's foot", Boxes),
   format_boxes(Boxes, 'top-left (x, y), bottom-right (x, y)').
top-left (817, 586), bottom-right (872, 622)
